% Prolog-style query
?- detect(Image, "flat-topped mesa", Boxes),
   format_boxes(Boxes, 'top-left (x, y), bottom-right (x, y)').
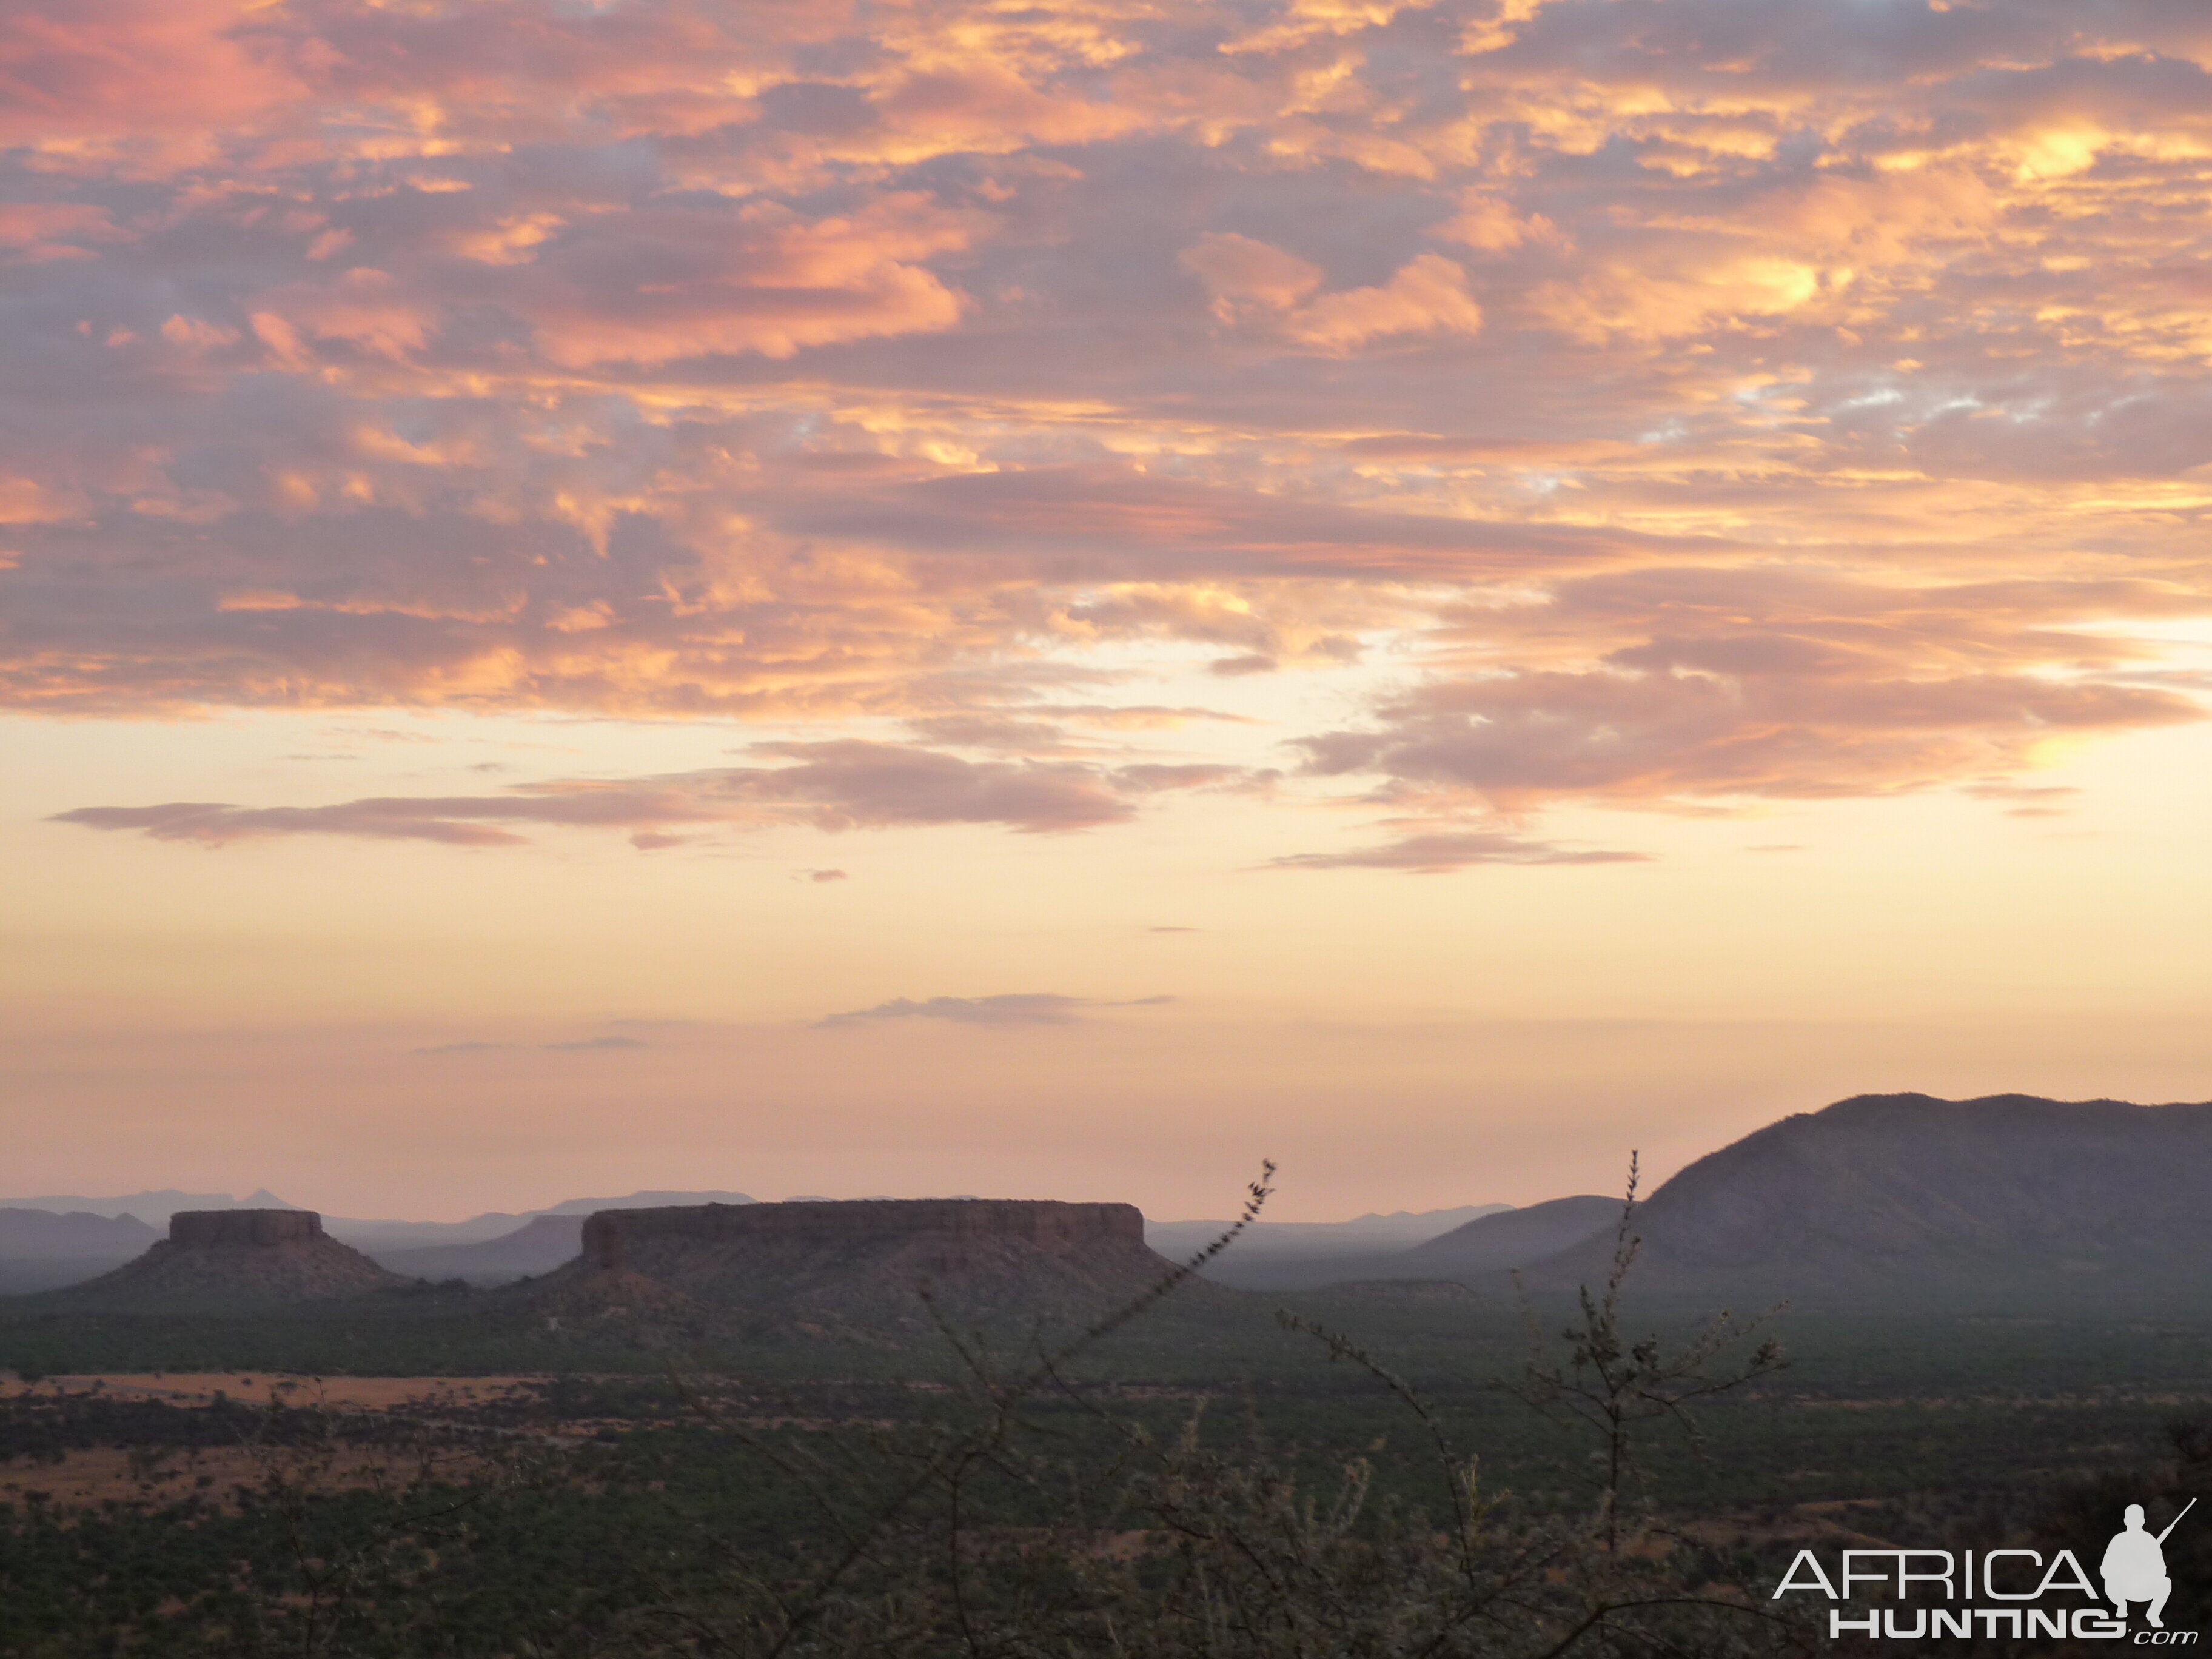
top-left (170, 1208), bottom-right (323, 1247)
top-left (60, 1207), bottom-right (409, 1307)
top-left (535, 1198), bottom-right (1195, 1331)
top-left (581, 1199), bottom-right (1143, 1272)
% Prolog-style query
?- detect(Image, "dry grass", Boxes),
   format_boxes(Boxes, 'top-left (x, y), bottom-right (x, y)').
top-left (0, 1373), bottom-right (543, 1410)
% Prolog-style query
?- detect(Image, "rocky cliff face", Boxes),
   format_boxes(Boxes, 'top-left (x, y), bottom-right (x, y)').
top-left (169, 1210), bottom-right (324, 1247)
top-left (580, 1198), bottom-right (1144, 1269)
top-left (61, 1210), bottom-right (411, 1307)
top-left (533, 1199), bottom-right (1184, 1333)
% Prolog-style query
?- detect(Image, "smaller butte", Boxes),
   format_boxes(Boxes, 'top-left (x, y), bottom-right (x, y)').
top-left (67, 1210), bottom-right (411, 1308)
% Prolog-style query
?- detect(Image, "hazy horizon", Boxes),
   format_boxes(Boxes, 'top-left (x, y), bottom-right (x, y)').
top-left (0, 1182), bottom-right (1517, 1228)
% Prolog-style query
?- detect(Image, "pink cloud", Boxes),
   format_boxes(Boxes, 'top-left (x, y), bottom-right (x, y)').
top-left (1285, 254), bottom-right (1484, 351)
top-left (1299, 659), bottom-right (2199, 813)
top-left (1270, 831), bottom-right (1649, 874)
top-left (3, 0), bottom-right (2210, 837)
top-left (816, 993), bottom-right (1171, 1029)
top-left (251, 269), bottom-right (431, 364)
top-left (0, 0), bottom-right (309, 151)
top-left (50, 742), bottom-right (1240, 847)
top-left (523, 196), bottom-right (977, 367)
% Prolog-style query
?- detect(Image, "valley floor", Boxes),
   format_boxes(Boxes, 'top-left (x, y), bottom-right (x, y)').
top-left (2, 1296), bottom-right (2210, 1654)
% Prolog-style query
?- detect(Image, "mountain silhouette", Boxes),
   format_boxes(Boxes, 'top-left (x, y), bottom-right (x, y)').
top-left (1517, 1093), bottom-right (2212, 1309)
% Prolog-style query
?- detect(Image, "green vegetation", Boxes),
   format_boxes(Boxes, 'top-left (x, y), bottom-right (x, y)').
top-left (5, 1187), bottom-right (2212, 1654)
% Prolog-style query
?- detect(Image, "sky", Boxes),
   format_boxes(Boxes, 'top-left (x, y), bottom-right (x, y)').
top-left (7, 0), bottom-right (2212, 1222)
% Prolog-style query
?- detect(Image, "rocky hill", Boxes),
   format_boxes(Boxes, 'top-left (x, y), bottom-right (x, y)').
top-left (1518, 1093), bottom-right (2212, 1309)
top-left (525, 1198), bottom-right (1199, 1336)
top-left (58, 1210), bottom-right (412, 1307)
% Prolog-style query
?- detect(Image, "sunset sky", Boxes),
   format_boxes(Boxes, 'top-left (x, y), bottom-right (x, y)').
top-left (8, 0), bottom-right (2212, 1222)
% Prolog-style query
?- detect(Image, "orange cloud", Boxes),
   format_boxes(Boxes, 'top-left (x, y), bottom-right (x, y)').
top-left (1183, 238), bottom-right (1483, 349)
top-left (1286, 253), bottom-right (1484, 350)
top-left (4, 0), bottom-right (2211, 838)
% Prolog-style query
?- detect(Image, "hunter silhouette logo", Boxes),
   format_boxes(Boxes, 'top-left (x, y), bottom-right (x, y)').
top-left (2105, 1500), bottom-right (2194, 1631)
top-left (1774, 1496), bottom-right (2199, 1642)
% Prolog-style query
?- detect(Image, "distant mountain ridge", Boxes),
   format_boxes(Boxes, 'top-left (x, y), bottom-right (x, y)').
top-left (0, 1190), bottom-right (299, 1227)
top-left (0, 1208), bottom-right (159, 1258)
top-left (325, 1191), bottom-right (756, 1255)
top-left (372, 1214), bottom-right (592, 1283)
top-left (0, 1210), bottom-right (167, 1295)
top-left (1145, 1205), bottom-right (1509, 1264)
top-left (1398, 1195), bottom-right (1624, 1276)
top-left (19, 1094), bottom-right (2212, 1313)
top-left (1192, 1198), bottom-right (1615, 1290)
top-left (0, 1190), bottom-right (1510, 1292)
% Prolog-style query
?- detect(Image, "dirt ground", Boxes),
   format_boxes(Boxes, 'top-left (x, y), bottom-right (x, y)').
top-left (0, 1443), bottom-right (441, 1513)
top-left (0, 1375), bottom-right (538, 1513)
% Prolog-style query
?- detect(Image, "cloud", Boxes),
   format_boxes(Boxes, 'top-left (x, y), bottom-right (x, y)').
top-left (517, 196), bottom-right (976, 367)
top-left (1210, 654), bottom-right (1278, 677)
top-left (1960, 782), bottom-right (2082, 804)
top-left (6, 0), bottom-right (2212, 837)
top-left (51, 743), bottom-right (1242, 848)
top-left (1284, 255), bottom-right (1485, 351)
top-left (816, 993), bottom-right (1172, 1029)
top-left (1296, 664), bottom-right (2197, 812)
top-left (55, 802), bottom-right (529, 848)
top-left (1182, 239), bottom-right (1484, 350)
top-left (0, 0), bottom-right (310, 151)
top-left (1181, 233), bottom-right (1323, 319)
top-left (1269, 831), bottom-right (1650, 874)
top-left (1290, 568), bottom-right (2207, 812)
